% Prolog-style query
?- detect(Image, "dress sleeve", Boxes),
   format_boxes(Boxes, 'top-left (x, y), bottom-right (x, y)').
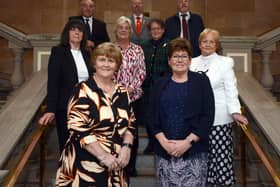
top-left (125, 90), bottom-right (136, 137)
top-left (67, 83), bottom-right (98, 147)
top-left (130, 46), bottom-right (146, 100)
top-left (223, 58), bottom-right (241, 114)
top-left (192, 74), bottom-right (215, 140)
top-left (46, 47), bottom-right (61, 112)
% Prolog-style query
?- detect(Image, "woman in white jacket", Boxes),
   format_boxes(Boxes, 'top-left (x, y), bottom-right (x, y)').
top-left (190, 28), bottom-right (248, 187)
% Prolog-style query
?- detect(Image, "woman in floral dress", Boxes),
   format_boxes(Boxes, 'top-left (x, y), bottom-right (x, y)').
top-left (55, 42), bottom-right (135, 187)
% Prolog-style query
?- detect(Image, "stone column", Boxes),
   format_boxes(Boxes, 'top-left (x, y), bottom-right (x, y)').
top-left (260, 50), bottom-right (274, 89)
top-left (10, 47), bottom-right (25, 88)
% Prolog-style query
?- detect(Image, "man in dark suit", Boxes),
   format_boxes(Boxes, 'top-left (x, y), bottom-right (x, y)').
top-left (69, 0), bottom-right (110, 49)
top-left (165, 0), bottom-right (204, 57)
top-left (129, 0), bottom-right (151, 45)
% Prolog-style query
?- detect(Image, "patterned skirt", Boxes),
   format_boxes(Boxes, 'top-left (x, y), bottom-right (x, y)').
top-left (207, 123), bottom-right (235, 186)
top-left (155, 153), bottom-right (208, 187)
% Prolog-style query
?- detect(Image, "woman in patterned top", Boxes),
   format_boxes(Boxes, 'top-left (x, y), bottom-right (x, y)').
top-left (55, 42), bottom-right (136, 187)
top-left (115, 16), bottom-right (146, 177)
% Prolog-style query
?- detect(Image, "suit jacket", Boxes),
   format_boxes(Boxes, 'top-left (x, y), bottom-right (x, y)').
top-left (190, 52), bottom-right (241, 126)
top-left (129, 15), bottom-right (151, 45)
top-left (148, 71), bottom-right (215, 160)
top-left (165, 12), bottom-right (204, 57)
top-left (69, 16), bottom-right (110, 46)
top-left (46, 46), bottom-right (93, 113)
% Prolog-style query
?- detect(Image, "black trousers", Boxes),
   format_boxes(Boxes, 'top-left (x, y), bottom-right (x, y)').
top-left (125, 100), bottom-right (141, 174)
top-left (55, 110), bottom-right (69, 153)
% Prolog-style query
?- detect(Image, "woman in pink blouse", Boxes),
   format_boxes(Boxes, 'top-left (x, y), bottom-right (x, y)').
top-left (115, 16), bottom-right (146, 178)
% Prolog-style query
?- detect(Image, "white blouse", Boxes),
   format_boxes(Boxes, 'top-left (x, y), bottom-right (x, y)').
top-left (71, 49), bottom-right (89, 83)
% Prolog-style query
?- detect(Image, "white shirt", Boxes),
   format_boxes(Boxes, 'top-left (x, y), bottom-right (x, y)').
top-left (83, 16), bottom-right (93, 33)
top-left (71, 49), bottom-right (89, 83)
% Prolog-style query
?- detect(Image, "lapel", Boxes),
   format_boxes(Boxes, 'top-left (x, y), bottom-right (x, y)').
top-left (205, 55), bottom-right (223, 88)
top-left (130, 16), bottom-right (137, 33)
top-left (141, 16), bottom-right (147, 33)
top-left (65, 48), bottom-right (79, 83)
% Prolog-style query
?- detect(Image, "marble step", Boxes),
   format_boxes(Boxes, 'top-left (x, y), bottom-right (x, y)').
top-left (0, 170), bottom-right (9, 183)
top-left (130, 176), bottom-right (156, 187)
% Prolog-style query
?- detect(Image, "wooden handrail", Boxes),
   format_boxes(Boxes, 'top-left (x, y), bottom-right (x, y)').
top-left (1, 124), bottom-right (47, 187)
top-left (240, 123), bottom-right (280, 187)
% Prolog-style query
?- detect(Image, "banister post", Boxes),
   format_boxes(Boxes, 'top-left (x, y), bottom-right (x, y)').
top-left (260, 48), bottom-right (274, 89)
top-left (10, 46), bottom-right (25, 88)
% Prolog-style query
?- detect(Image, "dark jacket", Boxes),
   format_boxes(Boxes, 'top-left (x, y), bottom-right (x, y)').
top-left (46, 46), bottom-right (93, 113)
top-left (69, 16), bottom-right (110, 46)
top-left (148, 71), bottom-right (215, 160)
top-left (165, 12), bottom-right (204, 57)
top-left (141, 37), bottom-right (170, 90)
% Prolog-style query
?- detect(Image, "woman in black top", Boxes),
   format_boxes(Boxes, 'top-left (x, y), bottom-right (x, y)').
top-left (39, 19), bottom-right (93, 152)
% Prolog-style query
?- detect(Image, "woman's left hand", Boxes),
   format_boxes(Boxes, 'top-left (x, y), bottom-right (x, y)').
top-left (118, 146), bottom-right (131, 168)
top-left (232, 113), bottom-right (248, 125)
top-left (170, 139), bottom-right (191, 157)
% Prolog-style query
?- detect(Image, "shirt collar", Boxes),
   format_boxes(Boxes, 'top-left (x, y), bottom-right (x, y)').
top-left (178, 12), bottom-right (190, 20)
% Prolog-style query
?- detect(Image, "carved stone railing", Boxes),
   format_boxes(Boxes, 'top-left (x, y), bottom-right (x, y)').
top-left (0, 23), bottom-right (31, 88)
top-left (254, 27), bottom-right (280, 88)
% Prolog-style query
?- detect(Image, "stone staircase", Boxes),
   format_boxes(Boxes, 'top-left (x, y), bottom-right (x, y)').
top-left (3, 123), bottom-right (278, 187)
top-left (0, 73), bottom-right (13, 110)
top-left (272, 74), bottom-right (280, 101)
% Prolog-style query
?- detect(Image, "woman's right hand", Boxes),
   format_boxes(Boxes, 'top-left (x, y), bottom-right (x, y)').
top-left (38, 112), bottom-right (55, 126)
top-left (100, 153), bottom-right (120, 171)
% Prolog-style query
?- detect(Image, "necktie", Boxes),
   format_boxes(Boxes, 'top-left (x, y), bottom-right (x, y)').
top-left (136, 16), bottom-right (141, 35)
top-left (181, 14), bottom-right (189, 39)
top-left (85, 18), bottom-right (91, 38)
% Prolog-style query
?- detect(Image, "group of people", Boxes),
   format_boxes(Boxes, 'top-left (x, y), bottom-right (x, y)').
top-left (38, 0), bottom-right (248, 186)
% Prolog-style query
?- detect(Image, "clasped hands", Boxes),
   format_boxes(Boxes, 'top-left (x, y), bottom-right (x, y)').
top-left (161, 139), bottom-right (192, 158)
top-left (99, 146), bottom-right (131, 171)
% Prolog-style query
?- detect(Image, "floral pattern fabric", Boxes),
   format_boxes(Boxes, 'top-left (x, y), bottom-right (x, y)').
top-left (116, 42), bottom-right (146, 102)
top-left (55, 77), bottom-right (135, 187)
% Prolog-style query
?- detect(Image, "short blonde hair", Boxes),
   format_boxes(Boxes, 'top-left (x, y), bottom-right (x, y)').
top-left (114, 16), bottom-right (132, 36)
top-left (92, 42), bottom-right (122, 71)
top-left (199, 28), bottom-right (220, 50)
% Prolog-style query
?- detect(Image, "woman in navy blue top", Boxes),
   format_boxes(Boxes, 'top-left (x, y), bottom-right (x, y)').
top-left (148, 38), bottom-right (215, 187)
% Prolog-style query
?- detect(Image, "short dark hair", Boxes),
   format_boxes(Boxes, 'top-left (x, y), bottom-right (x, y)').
top-left (147, 18), bottom-right (165, 30)
top-left (59, 19), bottom-right (87, 49)
top-left (167, 38), bottom-right (193, 59)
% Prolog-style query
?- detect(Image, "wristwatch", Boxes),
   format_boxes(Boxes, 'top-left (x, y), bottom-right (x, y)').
top-left (122, 142), bottom-right (132, 149)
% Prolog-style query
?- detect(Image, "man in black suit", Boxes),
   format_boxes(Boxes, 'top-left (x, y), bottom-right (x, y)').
top-left (69, 0), bottom-right (110, 49)
top-left (165, 0), bottom-right (204, 57)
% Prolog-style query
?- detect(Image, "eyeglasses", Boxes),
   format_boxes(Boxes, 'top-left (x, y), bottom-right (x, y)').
top-left (171, 55), bottom-right (189, 60)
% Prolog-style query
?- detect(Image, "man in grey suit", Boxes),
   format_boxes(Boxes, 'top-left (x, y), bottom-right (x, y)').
top-left (129, 0), bottom-right (151, 45)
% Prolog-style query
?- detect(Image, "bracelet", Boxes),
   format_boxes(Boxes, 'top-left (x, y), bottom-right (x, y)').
top-left (122, 142), bottom-right (132, 149)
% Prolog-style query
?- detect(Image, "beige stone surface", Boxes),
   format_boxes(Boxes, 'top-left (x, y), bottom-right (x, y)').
top-left (237, 72), bottom-right (280, 154)
top-left (0, 70), bottom-right (47, 167)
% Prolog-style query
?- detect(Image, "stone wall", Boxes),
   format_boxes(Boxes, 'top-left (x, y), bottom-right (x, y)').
top-left (0, 0), bottom-right (280, 78)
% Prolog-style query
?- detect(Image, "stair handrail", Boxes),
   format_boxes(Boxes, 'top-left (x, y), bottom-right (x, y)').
top-left (254, 26), bottom-right (280, 50)
top-left (240, 123), bottom-right (280, 186)
top-left (0, 22), bottom-right (31, 48)
top-left (1, 123), bottom-right (48, 187)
